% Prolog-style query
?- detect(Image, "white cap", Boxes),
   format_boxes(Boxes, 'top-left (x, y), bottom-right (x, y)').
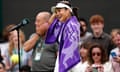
top-left (51, 3), bottom-right (72, 13)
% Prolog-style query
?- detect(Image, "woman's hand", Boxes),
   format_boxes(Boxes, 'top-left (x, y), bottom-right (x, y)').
top-left (113, 56), bottom-right (120, 63)
top-left (97, 65), bottom-right (104, 72)
top-left (48, 13), bottom-right (57, 25)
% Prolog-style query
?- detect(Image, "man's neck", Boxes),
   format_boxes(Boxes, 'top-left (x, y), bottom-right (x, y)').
top-left (94, 30), bottom-right (103, 38)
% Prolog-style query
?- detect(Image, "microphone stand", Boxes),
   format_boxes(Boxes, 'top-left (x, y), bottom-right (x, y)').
top-left (16, 28), bottom-right (21, 71)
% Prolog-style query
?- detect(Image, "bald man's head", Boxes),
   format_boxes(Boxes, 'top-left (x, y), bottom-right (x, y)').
top-left (35, 12), bottom-right (51, 36)
top-left (37, 12), bottom-right (51, 22)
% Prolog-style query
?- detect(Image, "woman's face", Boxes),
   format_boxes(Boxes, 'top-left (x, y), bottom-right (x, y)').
top-left (35, 14), bottom-right (48, 35)
top-left (56, 8), bottom-right (70, 22)
top-left (80, 21), bottom-right (87, 32)
top-left (11, 30), bottom-right (18, 44)
top-left (92, 47), bottom-right (101, 63)
top-left (112, 33), bottom-right (120, 47)
top-left (80, 47), bottom-right (88, 58)
top-left (11, 30), bottom-right (22, 45)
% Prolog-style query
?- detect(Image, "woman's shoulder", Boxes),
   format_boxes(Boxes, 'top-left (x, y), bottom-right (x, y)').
top-left (111, 47), bottom-right (119, 53)
top-left (103, 61), bottom-right (114, 72)
top-left (103, 61), bottom-right (112, 67)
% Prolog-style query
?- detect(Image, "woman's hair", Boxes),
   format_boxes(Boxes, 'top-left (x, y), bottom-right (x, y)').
top-left (80, 42), bottom-right (92, 50)
top-left (8, 29), bottom-right (25, 56)
top-left (111, 29), bottom-right (120, 38)
top-left (87, 43), bottom-right (108, 65)
top-left (111, 29), bottom-right (120, 45)
top-left (2, 24), bottom-right (16, 41)
top-left (79, 18), bottom-right (88, 26)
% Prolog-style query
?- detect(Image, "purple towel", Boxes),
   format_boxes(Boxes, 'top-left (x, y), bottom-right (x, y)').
top-left (45, 16), bottom-right (80, 72)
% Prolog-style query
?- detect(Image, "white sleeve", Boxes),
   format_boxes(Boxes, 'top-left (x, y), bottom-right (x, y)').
top-left (103, 61), bottom-right (114, 72)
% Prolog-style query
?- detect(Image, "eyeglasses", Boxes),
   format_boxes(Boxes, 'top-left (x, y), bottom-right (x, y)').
top-left (92, 52), bottom-right (101, 56)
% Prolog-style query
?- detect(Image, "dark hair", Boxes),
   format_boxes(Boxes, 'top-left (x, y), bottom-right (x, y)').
top-left (79, 18), bottom-right (88, 26)
top-left (2, 24), bottom-right (16, 41)
top-left (79, 18), bottom-right (88, 36)
top-left (80, 42), bottom-right (92, 50)
top-left (87, 43), bottom-right (108, 65)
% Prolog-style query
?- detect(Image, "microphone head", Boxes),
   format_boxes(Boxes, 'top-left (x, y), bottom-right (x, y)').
top-left (21, 18), bottom-right (30, 25)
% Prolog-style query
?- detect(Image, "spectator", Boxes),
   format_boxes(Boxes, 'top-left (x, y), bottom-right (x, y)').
top-left (0, 24), bottom-right (15, 71)
top-left (24, 12), bottom-right (58, 71)
top-left (85, 43), bottom-right (113, 72)
top-left (85, 14), bottom-right (114, 57)
top-left (72, 42), bottom-right (91, 72)
top-left (8, 30), bottom-right (32, 72)
top-left (79, 18), bottom-right (92, 45)
top-left (110, 29), bottom-right (120, 72)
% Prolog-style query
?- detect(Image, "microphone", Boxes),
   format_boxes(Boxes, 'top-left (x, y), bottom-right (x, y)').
top-left (9, 18), bottom-right (30, 32)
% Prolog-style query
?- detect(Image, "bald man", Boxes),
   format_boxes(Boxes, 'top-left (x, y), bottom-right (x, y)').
top-left (24, 12), bottom-right (58, 71)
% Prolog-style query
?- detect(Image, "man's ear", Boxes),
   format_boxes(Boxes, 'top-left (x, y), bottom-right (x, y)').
top-left (43, 22), bottom-right (49, 31)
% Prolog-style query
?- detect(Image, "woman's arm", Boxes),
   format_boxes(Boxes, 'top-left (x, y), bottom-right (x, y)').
top-left (48, 13), bottom-right (56, 25)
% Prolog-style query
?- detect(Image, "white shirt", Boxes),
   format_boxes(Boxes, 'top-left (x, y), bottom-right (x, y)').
top-left (0, 42), bottom-right (9, 63)
top-left (71, 61), bottom-right (88, 72)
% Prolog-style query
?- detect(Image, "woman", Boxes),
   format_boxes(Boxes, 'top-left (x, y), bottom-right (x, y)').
top-left (8, 30), bottom-right (32, 72)
top-left (110, 29), bottom-right (120, 72)
top-left (0, 24), bottom-right (15, 71)
top-left (85, 43), bottom-right (113, 72)
top-left (72, 42), bottom-right (90, 72)
top-left (45, 1), bottom-right (80, 72)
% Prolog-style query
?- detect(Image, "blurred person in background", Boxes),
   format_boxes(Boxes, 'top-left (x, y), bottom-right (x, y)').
top-left (110, 29), bottom-right (120, 72)
top-left (79, 18), bottom-right (92, 45)
top-left (8, 29), bottom-right (32, 72)
top-left (85, 14), bottom-right (114, 57)
top-left (0, 24), bottom-right (15, 71)
top-left (85, 43), bottom-right (113, 72)
top-left (72, 42), bottom-right (91, 72)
